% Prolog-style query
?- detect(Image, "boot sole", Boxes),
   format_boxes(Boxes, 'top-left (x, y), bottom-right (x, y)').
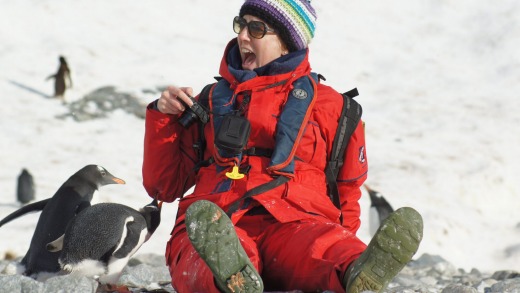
top-left (346, 207), bottom-right (423, 293)
top-left (186, 200), bottom-right (263, 293)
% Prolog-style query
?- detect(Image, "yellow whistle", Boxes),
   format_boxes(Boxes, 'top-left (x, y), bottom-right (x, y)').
top-left (225, 165), bottom-right (245, 180)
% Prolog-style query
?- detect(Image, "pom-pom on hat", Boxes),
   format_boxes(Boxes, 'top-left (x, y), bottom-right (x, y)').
top-left (239, 0), bottom-right (317, 52)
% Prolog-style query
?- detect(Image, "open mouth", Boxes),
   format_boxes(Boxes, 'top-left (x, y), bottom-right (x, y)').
top-left (241, 49), bottom-right (256, 69)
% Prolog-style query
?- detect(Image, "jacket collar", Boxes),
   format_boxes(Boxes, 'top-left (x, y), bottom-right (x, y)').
top-left (219, 39), bottom-right (311, 91)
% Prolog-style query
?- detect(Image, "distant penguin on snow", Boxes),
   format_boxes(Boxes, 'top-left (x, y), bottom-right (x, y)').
top-left (46, 55), bottom-right (72, 101)
top-left (0, 165), bottom-right (125, 277)
top-left (46, 199), bottom-right (162, 287)
top-left (17, 168), bottom-right (35, 204)
top-left (365, 185), bottom-right (395, 237)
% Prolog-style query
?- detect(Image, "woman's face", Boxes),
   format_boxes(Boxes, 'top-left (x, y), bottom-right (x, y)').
top-left (237, 15), bottom-right (287, 71)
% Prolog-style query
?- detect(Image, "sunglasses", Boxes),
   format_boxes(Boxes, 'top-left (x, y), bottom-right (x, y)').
top-left (233, 16), bottom-right (276, 39)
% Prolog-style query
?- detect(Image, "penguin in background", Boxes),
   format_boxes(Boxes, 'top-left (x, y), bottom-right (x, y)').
top-left (0, 165), bottom-right (125, 278)
top-left (17, 168), bottom-right (35, 204)
top-left (365, 185), bottom-right (395, 237)
top-left (46, 55), bottom-right (72, 102)
top-left (46, 198), bottom-right (162, 289)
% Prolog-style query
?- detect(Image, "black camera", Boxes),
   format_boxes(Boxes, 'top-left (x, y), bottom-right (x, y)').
top-left (177, 96), bottom-right (209, 128)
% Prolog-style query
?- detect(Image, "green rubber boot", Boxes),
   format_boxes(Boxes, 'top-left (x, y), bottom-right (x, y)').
top-left (185, 200), bottom-right (263, 293)
top-left (344, 207), bottom-right (423, 293)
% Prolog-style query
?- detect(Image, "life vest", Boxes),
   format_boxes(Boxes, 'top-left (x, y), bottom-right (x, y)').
top-left (209, 73), bottom-right (319, 177)
top-left (189, 39), bottom-right (363, 219)
top-left (196, 77), bottom-right (362, 219)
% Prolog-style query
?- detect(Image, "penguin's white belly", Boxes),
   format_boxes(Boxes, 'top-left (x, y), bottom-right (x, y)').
top-left (99, 225), bottom-right (149, 284)
top-left (61, 259), bottom-right (106, 278)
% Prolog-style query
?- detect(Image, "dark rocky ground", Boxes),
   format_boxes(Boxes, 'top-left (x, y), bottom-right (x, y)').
top-left (1, 253), bottom-right (519, 293)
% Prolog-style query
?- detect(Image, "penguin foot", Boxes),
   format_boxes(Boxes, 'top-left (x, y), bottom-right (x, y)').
top-left (186, 200), bottom-right (263, 293)
top-left (96, 283), bottom-right (130, 293)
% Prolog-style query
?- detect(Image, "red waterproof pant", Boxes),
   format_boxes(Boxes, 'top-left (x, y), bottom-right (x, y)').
top-left (166, 213), bottom-right (367, 293)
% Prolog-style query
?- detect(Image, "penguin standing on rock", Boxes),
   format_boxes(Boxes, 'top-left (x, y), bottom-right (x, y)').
top-left (0, 165), bottom-right (125, 277)
top-left (46, 199), bottom-right (162, 289)
top-left (17, 168), bottom-right (35, 204)
top-left (46, 55), bottom-right (72, 102)
top-left (365, 185), bottom-right (395, 237)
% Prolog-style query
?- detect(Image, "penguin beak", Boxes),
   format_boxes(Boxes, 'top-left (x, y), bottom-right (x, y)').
top-left (151, 195), bottom-right (163, 209)
top-left (150, 198), bottom-right (163, 210)
top-left (112, 177), bottom-right (126, 184)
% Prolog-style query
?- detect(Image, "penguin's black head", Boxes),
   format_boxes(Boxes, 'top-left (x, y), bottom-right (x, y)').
top-left (141, 198), bottom-right (162, 234)
top-left (78, 165), bottom-right (126, 188)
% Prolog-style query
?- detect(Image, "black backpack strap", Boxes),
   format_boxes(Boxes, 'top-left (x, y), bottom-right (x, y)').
top-left (195, 82), bottom-right (214, 113)
top-left (325, 88), bottom-right (363, 222)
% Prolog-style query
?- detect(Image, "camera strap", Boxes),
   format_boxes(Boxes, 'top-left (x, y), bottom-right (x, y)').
top-left (193, 83), bottom-right (216, 167)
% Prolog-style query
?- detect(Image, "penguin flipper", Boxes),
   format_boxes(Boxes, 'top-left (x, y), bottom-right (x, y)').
top-left (75, 201), bottom-right (91, 215)
top-left (365, 185), bottom-right (394, 220)
top-left (46, 234), bottom-right (65, 252)
top-left (0, 198), bottom-right (50, 227)
top-left (112, 217), bottom-right (142, 259)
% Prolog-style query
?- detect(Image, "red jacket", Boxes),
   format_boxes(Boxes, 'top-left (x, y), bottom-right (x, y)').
top-left (143, 39), bottom-right (367, 233)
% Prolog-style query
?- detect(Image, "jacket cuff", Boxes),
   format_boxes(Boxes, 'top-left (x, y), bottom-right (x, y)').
top-left (148, 99), bottom-right (160, 111)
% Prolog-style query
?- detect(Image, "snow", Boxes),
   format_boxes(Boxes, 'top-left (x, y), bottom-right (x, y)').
top-left (1, 0), bottom-right (519, 275)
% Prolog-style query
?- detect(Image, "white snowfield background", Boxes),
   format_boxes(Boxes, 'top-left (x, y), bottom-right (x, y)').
top-left (1, 0), bottom-right (519, 274)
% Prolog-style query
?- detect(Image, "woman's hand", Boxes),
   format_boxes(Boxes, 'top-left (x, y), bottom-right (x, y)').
top-left (157, 86), bottom-right (194, 115)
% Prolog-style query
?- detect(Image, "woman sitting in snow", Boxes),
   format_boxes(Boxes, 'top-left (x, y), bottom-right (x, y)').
top-left (142, 0), bottom-right (423, 292)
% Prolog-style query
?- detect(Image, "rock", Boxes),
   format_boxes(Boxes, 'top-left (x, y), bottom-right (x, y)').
top-left (0, 252), bottom-right (519, 293)
top-left (42, 275), bottom-right (98, 293)
top-left (128, 253), bottom-right (167, 267)
top-left (420, 276), bottom-right (440, 286)
top-left (117, 263), bottom-right (171, 290)
top-left (0, 274), bottom-right (43, 293)
top-left (0, 260), bottom-right (23, 275)
top-left (392, 274), bottom-right (430, 287)
top-left (475, 278), bottom-right (498, 293)
top-left (407, 253), bottom-right (458, 278)
top-left (441, 284), bottom-right (478, 293)
top-left (451, 270), bottom-right (486, 287)
top-left (57, 86), bottom-right (147, 121)
top-left (491, 270), bottom-right (520, 281)
top-left (489, 278), bottom-right (520, 293)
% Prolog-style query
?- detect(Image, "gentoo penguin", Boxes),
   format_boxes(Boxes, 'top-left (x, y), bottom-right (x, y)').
top-left (365, 185), bottom-right (395, 237)
top-left (46, 199), bottom-right (162, 286)
top-left (0, 165), bottom-right (125, 277)
top-left (17, 168), bottom-right (35, 204)
top-left (46, 55), bottom-right (72, 101)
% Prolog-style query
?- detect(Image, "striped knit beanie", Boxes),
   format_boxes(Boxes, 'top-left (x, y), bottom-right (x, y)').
top-left (239, 0), bottom-right (317, 52)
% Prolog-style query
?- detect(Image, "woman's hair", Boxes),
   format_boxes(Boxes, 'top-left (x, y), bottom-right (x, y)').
top-left (239, 0), bottom-right (317, 52)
